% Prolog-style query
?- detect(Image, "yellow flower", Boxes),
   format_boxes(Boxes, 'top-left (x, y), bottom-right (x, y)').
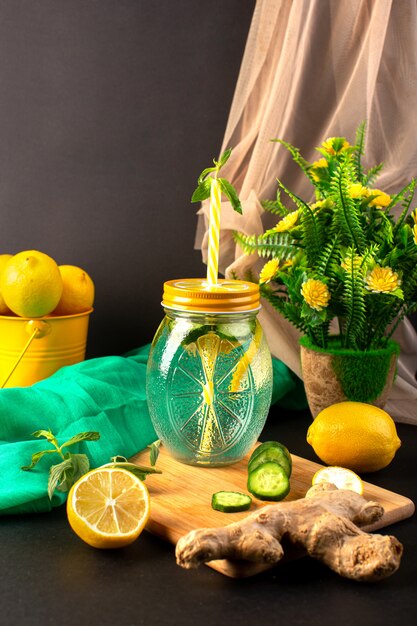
top-left (341, 255), bottom-right (363, 272)
top-left (321, 137), bottom-right (351, 155)
top-left (301, 279), bottom-right (330, 311)
top-left (348, 183), bottom-right (369, 199)
top-left (259, 259), bottom-right (280, 284)
top-left (368, 189), bottom-right (391, 207)
top-left (413, 224), bottom-right (417, 246)
top-left (310, 198), bottom-right (334, 211)
top-left (271, 210), bottom-right (299, 233)
top-left (365, 266), bottom-right (401, 293)
top-left (310, 158), bottom-right (328, 182)
top-left (411, 208), bottom-right (417, 224)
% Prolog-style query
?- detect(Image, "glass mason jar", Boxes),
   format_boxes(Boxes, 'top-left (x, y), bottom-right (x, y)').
top-left (146, 279), bottom-right (273, 466)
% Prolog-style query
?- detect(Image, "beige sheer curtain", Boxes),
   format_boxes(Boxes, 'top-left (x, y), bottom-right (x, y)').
top-left (195, 0), bottom-right (417, 423)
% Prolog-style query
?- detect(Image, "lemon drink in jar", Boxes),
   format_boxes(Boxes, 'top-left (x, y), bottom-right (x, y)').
top-left (146, 278), bottom-right (273, 466)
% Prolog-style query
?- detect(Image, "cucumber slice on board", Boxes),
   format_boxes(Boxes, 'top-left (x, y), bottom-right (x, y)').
top-left (249, 441), bottom-right (292, 477)
top-left (211, 491), bottom-right (252, 513)
top-left (247, 462), bottom-right (290, 501)
top-left (248, 445), bottom-right (292, 478)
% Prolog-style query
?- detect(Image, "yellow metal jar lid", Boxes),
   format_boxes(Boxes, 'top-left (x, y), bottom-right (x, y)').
top-left (162, 278), bottom-right (260, 313)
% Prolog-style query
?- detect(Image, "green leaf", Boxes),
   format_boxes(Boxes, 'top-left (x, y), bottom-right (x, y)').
top-left (272, 139), bottom-right (314, 181)
top-left (354, 120), bottom-right (366, 183)
top-left (21, 449), bottom-right (58, 471)
top-left (301, 301), bottom-right (327, 325)
top-left (148, 440), bottom-right (161, 466)
top-left (32, 429), bottom-right (59, 448)
top-left (233, 230), bottom-right (298, 260)
top-left (261, 189), bottom-right (289, 217)
top-left (48, 455), bottom-right (91, 499)
top-left (60, 431), bottom-right (100, 450)
top-left (67, 454), bottom-right (90, 484)
top-left (217, 148), bottom-right (232, 169)
top-left (363, 162), bottom-right (384, 187)
top-left (110, 455), bottom-right (129, 464)
top-left (341, 248), bottom-right (367, 348)
top-left (180, 325), bottom-right (213, 346)
top-left (330, 159), bottom-right (366, 252)
top-left (197, 166), bottom-right (217, 185)
top-left (106, 461), bottom-right (162, 481)
top-left (48, 458), bottom-right (74, 500)
top-left (218, 178), bottom-right (242, 214)
top-left (191, 179), bottom-right (212, 203)
top-left (390, 287), bottom-right (404, 300)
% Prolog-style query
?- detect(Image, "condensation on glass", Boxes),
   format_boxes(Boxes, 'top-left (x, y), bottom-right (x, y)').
top-left (146, 279), bottom-right (273, 466)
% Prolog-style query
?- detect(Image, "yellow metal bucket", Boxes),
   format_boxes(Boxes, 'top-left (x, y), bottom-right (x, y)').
top-left (0, 308), bottom-right (92, 388)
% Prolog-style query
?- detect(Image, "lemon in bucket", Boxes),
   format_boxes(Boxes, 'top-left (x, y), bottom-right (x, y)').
top-left (0, 250), bottom-right (63, 318)
top-left (0, 251), bottom-right (94, 388)
top-left (0, 253), bottom-right (13, 314)
top-left (53, 265), bottom-right (95, 315)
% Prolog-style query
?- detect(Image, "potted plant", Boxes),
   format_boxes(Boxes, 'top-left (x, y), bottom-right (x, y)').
top-left (234, 123), bottom-right (417, 416)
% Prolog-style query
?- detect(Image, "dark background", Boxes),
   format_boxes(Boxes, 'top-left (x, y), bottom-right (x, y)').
top-left (0, 0), bottom-right (256, 357)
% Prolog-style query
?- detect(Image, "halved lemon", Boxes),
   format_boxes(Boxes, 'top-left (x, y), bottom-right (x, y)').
top-left (312, 466), bottom-right (364, 495)
top-left (67, 467), bottom-right (150, 548)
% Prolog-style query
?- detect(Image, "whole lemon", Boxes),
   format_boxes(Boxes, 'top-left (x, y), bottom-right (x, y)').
top-left (0, 254), bottom-right (13, 314)
top-left (0, 250), bottom-right (63, 318)
top-left (53, 265), bottom-right (94, 315)
top-left (306, 401), bottom-right (401, 473)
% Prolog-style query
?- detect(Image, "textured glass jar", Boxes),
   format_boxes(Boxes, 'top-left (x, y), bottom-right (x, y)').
top-left (146, 279), bottom-right (273, 466)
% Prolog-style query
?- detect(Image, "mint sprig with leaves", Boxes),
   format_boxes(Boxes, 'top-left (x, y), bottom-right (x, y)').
top-left (22, 429), bottom-right (100, 500)
top-left (107, 455), bottom-right (162, 480)
top-left (191, 148), bottom-right (242, 214)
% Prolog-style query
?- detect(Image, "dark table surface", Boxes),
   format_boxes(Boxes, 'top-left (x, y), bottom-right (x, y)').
top-left (1, 406), bottom-right (416, 626)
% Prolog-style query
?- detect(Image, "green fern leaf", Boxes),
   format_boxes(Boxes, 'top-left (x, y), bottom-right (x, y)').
top-left (363, 163), bottom-right (384, 187)
top-left (233, 231), bottom-right (297, 260)
top-left (330, 159), bottom-right (366, 252)
top-left (261, 189), bottom-right (290, 217)
top-left (366, 296), bottom-right (403, 347)
top-left (276, 178), bottom-right (323, 264)
top-left (354, 121), bottom-right (366, 183)
top-left (342, 249), bottom-right (367, 348)
top-left (272, 139), bottom-right (315, 183)
top-left (261, 287), bottom-right (310, 335)
top-left (391, 179), bottom-right (416, 234)
top-left (316, 237), bottom-right (341, 285)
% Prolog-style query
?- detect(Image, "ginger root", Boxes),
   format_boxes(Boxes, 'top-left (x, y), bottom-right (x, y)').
top-left (176, 483), bottom-right (403, 581)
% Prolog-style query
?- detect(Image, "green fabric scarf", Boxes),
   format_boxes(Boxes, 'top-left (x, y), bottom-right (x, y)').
top-left (0, 345), bottom-right (306, 515)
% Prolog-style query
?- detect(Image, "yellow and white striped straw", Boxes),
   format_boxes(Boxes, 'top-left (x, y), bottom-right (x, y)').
top-left (206, 178), bottom-right (222, 286)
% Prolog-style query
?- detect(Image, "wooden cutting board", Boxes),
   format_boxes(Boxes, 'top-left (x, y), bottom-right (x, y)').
top-left (131, 445), bottom-right (415, 578)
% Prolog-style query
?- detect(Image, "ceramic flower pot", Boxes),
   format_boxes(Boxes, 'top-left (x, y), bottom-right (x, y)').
top-left (299, 336), bottom-right (400, 418)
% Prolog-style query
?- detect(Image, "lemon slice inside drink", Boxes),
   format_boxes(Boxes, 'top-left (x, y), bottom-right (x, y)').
top-left (229, 323), bottom-right (263, 392)
top-left (312, 466), bottom-right (364, 494)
